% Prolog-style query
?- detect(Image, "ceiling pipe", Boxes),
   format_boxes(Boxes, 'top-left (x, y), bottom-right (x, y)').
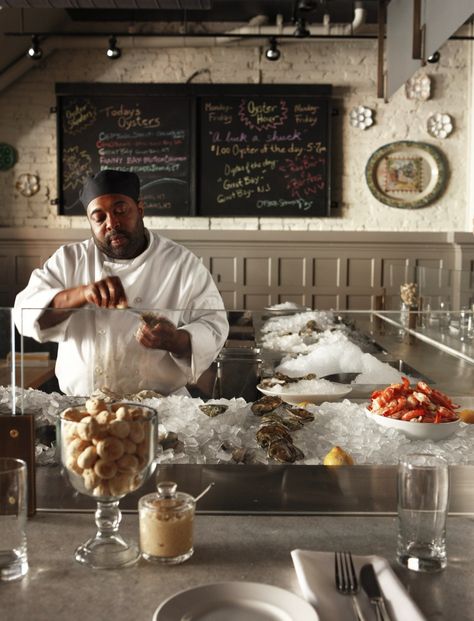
top-left (221, 3), bottom-right (367, 39)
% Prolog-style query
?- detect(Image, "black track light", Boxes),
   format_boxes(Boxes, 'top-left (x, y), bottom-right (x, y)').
top-left (106, 36), bottom-right (121, 60)
top-left (294, 17), bottom-right (311, 38)
top-left (27, 35), bottom-right (42, 60)
top-left (265, 37), bottom-right (281, 62)
top-left (427, 51), bottom-right (440, 64)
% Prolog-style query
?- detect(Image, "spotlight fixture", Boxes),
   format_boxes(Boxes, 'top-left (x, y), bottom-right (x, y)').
top-left (27, 35), bottom-right (42, 60)
top-left (265, 37), bottom-right (281, 62)
top-left (294, 17), bottom-right (311, 38)
top-left (296, 0), bottom-right (319, 11)
top-left (427, 51), bottom-right (440, 64)
top-left (106, 35), bottom-right (121, 60)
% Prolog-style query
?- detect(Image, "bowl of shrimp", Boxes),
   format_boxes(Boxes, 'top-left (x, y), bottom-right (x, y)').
top-left (365, 377), bottom-right (461, 441)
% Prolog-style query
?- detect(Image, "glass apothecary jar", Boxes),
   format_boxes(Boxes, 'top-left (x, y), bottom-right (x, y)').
top-left (139, 481), bottom-right (195, 564)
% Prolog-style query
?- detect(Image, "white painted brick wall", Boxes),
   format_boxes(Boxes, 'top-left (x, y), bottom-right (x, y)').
top-left (0, 38), bottom-right (470, 231)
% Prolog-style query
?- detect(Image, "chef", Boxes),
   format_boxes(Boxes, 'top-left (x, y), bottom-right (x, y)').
top-left (14, 169), bottom-right (229, 396)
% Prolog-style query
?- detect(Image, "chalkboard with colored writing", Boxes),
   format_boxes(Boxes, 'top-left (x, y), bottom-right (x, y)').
top-left (197, 85), bottom-right (332, 217)
top-left (56, 84), bottom-right (332, 217)
top-left (56, 84), bottom-right (191, 215)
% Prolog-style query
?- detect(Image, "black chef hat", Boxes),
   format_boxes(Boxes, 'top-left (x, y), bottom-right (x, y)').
top-left (80, 170), bottom-right (140, 209)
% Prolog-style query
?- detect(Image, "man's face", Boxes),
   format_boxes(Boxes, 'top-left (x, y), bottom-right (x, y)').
top-left (87, 194), bottom-right (146, 259)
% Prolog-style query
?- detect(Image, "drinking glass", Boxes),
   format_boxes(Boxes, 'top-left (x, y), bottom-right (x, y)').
top-left (60, 402), bottom-right (157, 569)
top-left (0, 458), bottom-right (28, 581)
top-left (397, 453), bottom-right (449, 572)
top-left (438, 298), bottom-right (451, 331)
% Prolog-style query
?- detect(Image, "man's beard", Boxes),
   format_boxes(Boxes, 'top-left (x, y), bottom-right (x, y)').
top-left (93, 219), bottom-right (147, 259)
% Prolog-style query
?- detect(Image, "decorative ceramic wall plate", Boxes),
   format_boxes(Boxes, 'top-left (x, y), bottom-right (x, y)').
top-left (405, 73), bottom-right (431, 100)
top-left (427, 113), bottom-right (453, 139)
top-left (0, 143), bottom-right (17, 171)
top-left (365, 141), bottom-right (448, 209)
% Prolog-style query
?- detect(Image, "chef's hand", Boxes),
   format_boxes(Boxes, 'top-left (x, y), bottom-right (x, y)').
top-left (38, 277), bottom-right (128, 330)
top-left (81, 276), bottom-right (128, 309)
top-left (136, 316), bottom-right (191, 359)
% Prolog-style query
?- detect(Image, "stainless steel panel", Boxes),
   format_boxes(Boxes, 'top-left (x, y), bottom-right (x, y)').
top-left (36, 464), bottom-right (474, 515)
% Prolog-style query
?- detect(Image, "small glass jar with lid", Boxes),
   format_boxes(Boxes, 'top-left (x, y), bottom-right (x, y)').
top-left (139, 481), bottom-right (195, 564)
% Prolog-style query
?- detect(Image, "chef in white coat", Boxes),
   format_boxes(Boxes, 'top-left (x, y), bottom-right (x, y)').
top-left (14, 169), bottom-right (229, 396)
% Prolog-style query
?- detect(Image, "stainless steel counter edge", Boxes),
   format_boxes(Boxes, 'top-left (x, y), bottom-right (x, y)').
top-left (37, 463), bottom-right (474, 515)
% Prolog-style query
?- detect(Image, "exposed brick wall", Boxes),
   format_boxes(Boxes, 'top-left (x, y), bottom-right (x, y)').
top-left (0, 38), bottom-right (469, 231)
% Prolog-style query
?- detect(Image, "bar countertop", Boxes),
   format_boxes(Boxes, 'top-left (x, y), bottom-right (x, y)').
top-left (3, 512), bottom-right (474, 621)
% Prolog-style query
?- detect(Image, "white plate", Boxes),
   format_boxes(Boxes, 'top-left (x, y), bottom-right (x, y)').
top-left (365, 408), bottom-right (460, 441)
top-left (263, 305), bottom-right (310, 315)
top-left (291, 550), bottom-right (426, 621)
top-left (257, 384), bottom-right (352, 405)
top-left (152, 581), bottom-right (319, 621)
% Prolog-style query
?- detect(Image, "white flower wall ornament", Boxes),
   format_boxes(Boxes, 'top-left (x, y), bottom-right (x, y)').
top-left (349, 105), bottom-right (374, 130)
top-left (15, 173), bottom-right (40, 197)
top-left (427, 113), bottom-right (453, 139)
top-left (405, 74), bottom-right (431, 101)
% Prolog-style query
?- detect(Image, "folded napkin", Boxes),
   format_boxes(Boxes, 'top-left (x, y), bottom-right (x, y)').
top-left (291, 550), bottom-right (426, 621)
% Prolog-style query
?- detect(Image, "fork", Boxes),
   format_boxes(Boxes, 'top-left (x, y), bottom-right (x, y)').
top-left (335, 551), bottom-right (368, 621)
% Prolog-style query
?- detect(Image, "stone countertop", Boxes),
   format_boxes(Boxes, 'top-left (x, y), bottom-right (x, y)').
top-left (3, 512), bottom-right (474, 621)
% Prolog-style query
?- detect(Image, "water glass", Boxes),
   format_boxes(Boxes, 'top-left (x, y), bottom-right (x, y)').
top-left (397, 453), bottom-right (449, 572)
top-left (0, 458), bottom-right (28, 581)
top-left (438, 299), bottom-right (451, 331)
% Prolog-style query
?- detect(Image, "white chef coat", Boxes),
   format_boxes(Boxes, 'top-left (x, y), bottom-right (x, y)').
top-left (14, 230), bottom-right (229, 396)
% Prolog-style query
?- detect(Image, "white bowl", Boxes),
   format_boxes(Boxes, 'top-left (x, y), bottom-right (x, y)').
top-left (257, 383), bottom-right (352, 405)
top-left (365, 408), bottom-right (460, 441)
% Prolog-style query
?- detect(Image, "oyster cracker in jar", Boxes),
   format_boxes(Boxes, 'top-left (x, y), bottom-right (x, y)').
top-left (139, 481), bottom-right (195, 564)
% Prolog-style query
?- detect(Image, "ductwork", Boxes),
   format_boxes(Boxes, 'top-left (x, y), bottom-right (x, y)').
top-left (0, 3), bottom-right (367, 93)
top-left (221, 2), bottom-right (366, 39)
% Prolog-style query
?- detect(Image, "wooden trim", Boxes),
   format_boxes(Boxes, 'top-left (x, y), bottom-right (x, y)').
top-left (2, 228), bottom-right (473, 311)
top-left (377, 0), bottom-right (387, 99)
top-left (412, 0), bottom-right (422, 59)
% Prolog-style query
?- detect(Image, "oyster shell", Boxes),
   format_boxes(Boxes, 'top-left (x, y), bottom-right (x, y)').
top-left (256, 423), bottom-right (292, 448)
top-left (231, 447), bottom-right (257, 464)
top-left (251, 395), bottom-right (283, 415)
top-left (199, 403), bottom-right (228, 417)
top-left (267, 439), bottom-right (304, 463)
top-left (285, 405), bottom-right (314, 422)
top-left (160, 431), bottom-right (185, 453)
top-left (280, 414), bottom-right (305, 431)
top-left (261, 412), bottom-right (284, 425)
top-left (298, 320), bottom-right (319, 336)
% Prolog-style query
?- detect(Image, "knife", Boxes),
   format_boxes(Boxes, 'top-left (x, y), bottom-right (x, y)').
top-left (360, 564), bottom-right (393, 621)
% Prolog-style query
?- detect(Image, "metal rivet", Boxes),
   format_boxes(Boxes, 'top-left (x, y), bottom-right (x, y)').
top-left (9, 429), bottom-right (19, 439)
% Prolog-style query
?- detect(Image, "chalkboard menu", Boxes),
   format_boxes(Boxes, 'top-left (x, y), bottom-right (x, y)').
top-left (56, 84), bottom-right (332, 217)
top-left (56, 85), bottom-right (191, 215)
top-left (198, 89), bottom-right (331, 217)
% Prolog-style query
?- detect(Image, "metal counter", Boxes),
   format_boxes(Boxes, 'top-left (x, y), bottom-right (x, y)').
top-left (36, 312), bottom-right (474, 516)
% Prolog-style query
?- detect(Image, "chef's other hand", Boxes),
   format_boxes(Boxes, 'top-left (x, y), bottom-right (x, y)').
top-left (136, 316), bottom-right (191, 359)
top-left (82, 276), bottom-right (128, 308)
